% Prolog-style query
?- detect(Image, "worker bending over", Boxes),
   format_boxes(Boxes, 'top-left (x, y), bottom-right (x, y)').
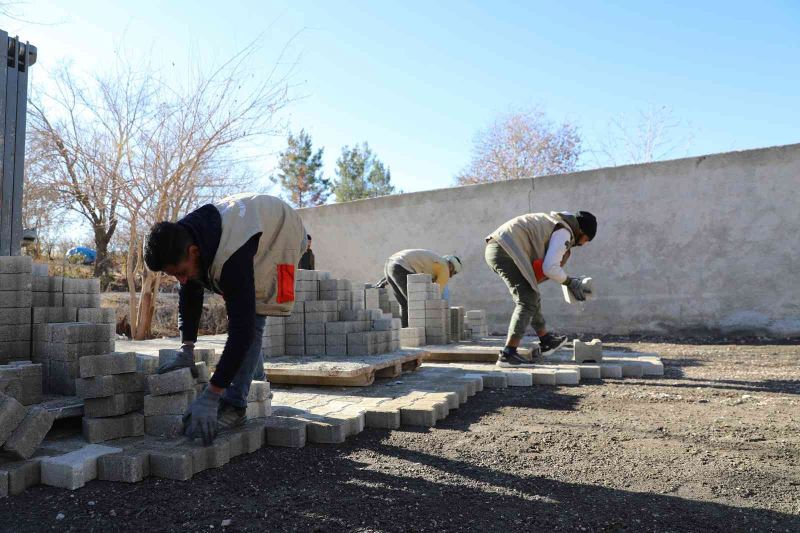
top-left (144, 193), bottom-right (306, 444)
top-left (384, 249), bottom-right (462, 327)
top-left (485, 211), bottom-right (596, 366)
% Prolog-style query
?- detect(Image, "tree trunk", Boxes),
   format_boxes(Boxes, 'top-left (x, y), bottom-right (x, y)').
top-left (134, 270), bottom-right (159, 340)
top-left (92, 222), bottom-right (116, 290)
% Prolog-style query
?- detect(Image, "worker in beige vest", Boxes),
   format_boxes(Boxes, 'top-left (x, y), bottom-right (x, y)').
top-left (144, 193), bottom-right (306, 444)
top-left (485, 211), bottom-right (597, 367)
top-left (384, 249), bottom-right (463, 327)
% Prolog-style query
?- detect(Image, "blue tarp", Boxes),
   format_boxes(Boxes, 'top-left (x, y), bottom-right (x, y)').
top-left (66, 246), bottom-right (96, 264)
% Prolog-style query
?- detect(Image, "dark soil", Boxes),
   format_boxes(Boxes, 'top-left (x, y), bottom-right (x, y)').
top-left (2, 342), bottom-right (799, 532)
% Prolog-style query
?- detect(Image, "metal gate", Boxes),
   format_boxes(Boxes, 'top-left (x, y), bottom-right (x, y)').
top-left (0, 30), bottom-right (37, 256)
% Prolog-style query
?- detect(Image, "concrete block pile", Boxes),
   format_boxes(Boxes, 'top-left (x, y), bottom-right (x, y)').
top-left (263, 270), bottom-right (402, 357)
top-left (0, 361), bottom-right (42, 405)
top-left (78, 352), bottom-right (144, 443)
top-left (246, 380), bottom-right (271, 418)
top-left (407, 274), bottom-right (448, 345)
top-left (0, 256), bottom-right (32, 362)
top-left (31, 271), bottom-right (62, 307)
top-left (0, 392), bottom-right (55, 460)
top-left (399, 326), bottom-right (425, 347)
top-left (62, 278), bottom-right (101, 309)
top-left (32, 321), bottom-right (115, 395)
top-left (450, 307), bottom-right (465, 342)
top-left (464, 310), bottom-right (489, 339)
top-left (143, 366), bottom-right (203, 438)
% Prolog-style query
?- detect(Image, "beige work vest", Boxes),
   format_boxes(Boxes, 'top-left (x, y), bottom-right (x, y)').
top-left (486, 212), bottom-right (580, 293)
top-left (208, 193), bottom-right (306, 316)
top-left (389, 249), bottom-right (448, 278)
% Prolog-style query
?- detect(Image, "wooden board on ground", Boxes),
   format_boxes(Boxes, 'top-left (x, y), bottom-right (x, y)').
top-left (423, 343), bottom-right (530, 362)
top-left (264, 349), bottom-right (428, 387)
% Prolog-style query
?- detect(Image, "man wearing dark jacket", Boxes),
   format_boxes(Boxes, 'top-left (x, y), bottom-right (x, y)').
top-left (298, 234), bottom-right (315, 270)
top-left (144, 193), bottom-right (306, 444)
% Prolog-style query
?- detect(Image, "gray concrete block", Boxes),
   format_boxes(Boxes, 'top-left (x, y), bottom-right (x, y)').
top-left (31, 263), bottom-right (48, 277)
top-left (0, 324), bottom-right (30, 342)
top-left (136, 354), bottom-right (159, 375)
top-left (0, 377), bottom-right (23, 402)
top-left (264, 416), bottom-right (307, 448)
top-left (143, 390), bottom-right (194, 416)
top-left (30, 306), bottom-right (70, 324)
top-left (240, 421), bottom-right (266, 453)
top-left (146, 367), bottom-right (195, 396)
top-left (246, 400), bottom-right (271, 419)
top-left (0, 453), bottom-right (52, 495)
top-left (77, 307), bottom-right (115, 324)
top-left (31, 292), bottom-right (61, 307)
top-left (82, 413), bottom-right (145, 443)
top-left (30, 275), bottom-right (60, 292)
top-left (325, 345), bottom-right (348, 356)
top-left (0, 256), bottom-right (32, 274)
top-left (47, 360), bottom-right (78, 395)
top-left (41, 444), bottom-right (123, 489)
top-left (195, 362), bottom-right (210, 383)
top-left (148, 448), bottom-right (193, 480)
top-left (194, 348), bottom-right (220, 368)
top-left (0, 308), bottom-right (31, 325)
top-left (97, 449), bottom-right (150, 482)
top-left (188, 439), bottom-right (230, 474)
top-left (246, 381), bottom-right (270, 402)
top-left (79, 352), bottom-right (137, 378)
top-left (76, 372), bottom-right (144, 399)
top-left (304, 333), bottom-right (325, 345)
top-left (83, 393), bottom-right (144, 418)
top-left (303, 322), bottom-right (325, 335)
top-left (0, 273), bottom-right (32, 291)
top-left (400, 405), bottom-right (437, 427)
top-left (365, 408), bottom-right (401, 429)
top-left (0, 393), bottom-right (27, 446)
top-left (0, 291), bottom-right (31, 308)
top-left (144, 414), bottom-right (184, 437)
top-left (573, 339), bottom-right (603, 363)
top-left (3, 407), bottom-right (56, 459)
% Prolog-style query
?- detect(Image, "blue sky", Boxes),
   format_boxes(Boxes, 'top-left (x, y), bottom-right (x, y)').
top-left (5, 0), bottom-right (800, 195)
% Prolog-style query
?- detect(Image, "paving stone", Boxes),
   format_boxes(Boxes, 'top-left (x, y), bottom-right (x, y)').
top-left (0, 324), bottom-right (31, 341)
top-left (76, 372), bottom-right (144, 399)
top-left (188, 439), bottom-right (230, 474)
top-left (83, 393), bottom-right (144, 418)
top-left (3, 406), bottom-right (55, 459)
top-left (554, 369), bottom-right (581, 385)
top-left (479, 372), bottom-right (508, 388)
top-left (264, 416), bottom-right (307, 448)
top-left (573, 339), bottom-right (603, 363)
top-left (0, 453), bottom-right (54, 495)
top-left (0, 256), bottom-right (32, 274)
top-left (136, 354), bottom-right (159, 375)
top-left (399, 404), bottom-right (437, 427)
top-left (599, 364), bottom-right (623, 379)
top-left (0, 469), bottom-right (6, 498)
top-left (77, 307), bottom-right (116, 324)
top-left (364, 408), bottom-right (401, 429)
top-left (40, 444), bottom-right (122, 489)
top-left (145, 414), bottom-right (185, 437)
top-left (146, 367), bottom-right (195, 395)
top-left (147, 448), bottom-right (193, 481)
top-left (220, 431), bottom-right (246, 458)
top-left (0, 377), bottom-right (22, 402)
top-left (97, 449), bottom-right (151, 482)
top-left (143, 391), bottom-right (194, 416)
top-left (239, 421), bottom-right (266, 453)
top-left (0, 308), bottom-right (32, 325)
top-left (504, 371), bottom-right (533, 387)
top-left (79, 352), bottom-right (137, 378)
top-left (530, 369), bottom-right (558, 385)
top-left (618, 361), bottom-right (645, 378)
top-left (82, 413), bottom-right (145, 443)
top-left (577, 364), bottom-right (602, 379)
top-left (246, 400), bottom-right (271, 419)
top-left (0, 395), bottom-right (30, 444)
top-left (0, 291), bottom-right (32, 308)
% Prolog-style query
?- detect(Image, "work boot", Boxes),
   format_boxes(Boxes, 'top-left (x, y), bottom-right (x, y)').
top-left (539, 332), bottom-right (568, 356)
top-left (496, 347), bottom-right (534, 367)
top-left (217, 400), bottom-right (247, 431)
top-left (157, 346), bottom-right (198, 378)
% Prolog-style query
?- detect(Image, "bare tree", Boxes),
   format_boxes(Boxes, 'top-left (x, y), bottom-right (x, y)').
top-left (592, 105), bottom-right (693, 167)
top-left (456, 108), bottom-right (581, 185)
top-left (27, 62), bottom-right (151, 288)
top-left (119, 43), bottom-right (291, 340)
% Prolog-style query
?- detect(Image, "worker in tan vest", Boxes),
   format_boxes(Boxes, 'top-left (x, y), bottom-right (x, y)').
top-left (144, 193), bottom-right (306, 444)
top-left (485, 211), bottom-right (597, 367)
top-left (384, 249), bottom-right (463, 327)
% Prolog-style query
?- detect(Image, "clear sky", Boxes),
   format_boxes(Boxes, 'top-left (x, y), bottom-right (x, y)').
top-left (5, 0), bottom-right (800, 194)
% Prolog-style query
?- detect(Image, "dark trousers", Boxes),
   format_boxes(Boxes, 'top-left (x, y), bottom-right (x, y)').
top-left (384, 260), bottom-right (412, 327)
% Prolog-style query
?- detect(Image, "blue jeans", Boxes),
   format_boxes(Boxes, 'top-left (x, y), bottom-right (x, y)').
top-left (223, 314), bottom-right (266, 408)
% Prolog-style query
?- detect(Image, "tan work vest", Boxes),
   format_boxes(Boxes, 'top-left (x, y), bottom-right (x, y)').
top-left (208, 193), bottom-right (306, 316)
top-left (390, 249), bottom-right (448, 279)
top-left (486, 212), bottom-right (580, 293)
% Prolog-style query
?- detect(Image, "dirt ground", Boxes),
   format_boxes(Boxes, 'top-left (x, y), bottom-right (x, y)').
top-left (2, 341), bottom-right (799, 532)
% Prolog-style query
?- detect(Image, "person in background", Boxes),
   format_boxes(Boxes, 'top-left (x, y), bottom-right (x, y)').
top-left (298, 234), bottom-right (315, 270)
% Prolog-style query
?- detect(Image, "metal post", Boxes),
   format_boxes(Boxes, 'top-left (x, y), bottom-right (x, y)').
top-left (0, 30), bottom-right (36, 256)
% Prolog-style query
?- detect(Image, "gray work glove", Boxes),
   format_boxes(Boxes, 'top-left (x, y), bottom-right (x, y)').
top-left (157, 343), bottom-right (198, 377)
top-left (564, 277), bottom-right (588, 302)
top-left (183, 386), bottom-right (222, 446)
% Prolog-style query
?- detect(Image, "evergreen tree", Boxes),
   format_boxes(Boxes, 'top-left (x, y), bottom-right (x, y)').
top-left (272, 130), bottom-right (329, 207)
top-left (332, 143), bottom-right (396, 202)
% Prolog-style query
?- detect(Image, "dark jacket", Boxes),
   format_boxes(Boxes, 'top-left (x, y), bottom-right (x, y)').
top-left (177, 205), bottom-right (259, 389)
top-left (298, 249), bottom-right (315, 270)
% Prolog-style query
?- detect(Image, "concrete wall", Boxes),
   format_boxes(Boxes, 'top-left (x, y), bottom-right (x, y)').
top-left (298, 144), bottom-right (800, 338)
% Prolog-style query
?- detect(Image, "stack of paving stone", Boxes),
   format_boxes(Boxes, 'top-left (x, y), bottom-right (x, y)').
top-left (0, 256), bottom-right (32, 362)
top-left (62, 278), bottom-right (101, 309)
top-left (0, 361), bottom-right (42, 405)
top-left (78, 352), bottom-right (145, 443)
top-left (399, 326), bottom-right (426, 347)
top-left (32, 321), bottom-right (115, 395)
top-left (31, 269), bottom-right (62, 307)
top-left (0, 391), bottom-right (55, 460)
top-left (295, 269), bottom-right (331, 301)
top-left (143, 366), bottom-right (204, 437)
top-left (450, 307), bottom-right (465, 342)
top-left (407, 274), bottom-right (448, 345)
top-left (262, 316), bottom-right (286, 357)
top-left (464, 309), bottom-right (489, 339)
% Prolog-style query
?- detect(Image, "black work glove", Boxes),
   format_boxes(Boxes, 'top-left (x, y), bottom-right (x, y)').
top-left (183, 386), bottom-right (222, 446)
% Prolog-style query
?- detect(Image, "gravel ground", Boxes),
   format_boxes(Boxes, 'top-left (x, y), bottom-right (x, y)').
top-left (2, 341), bottom-right (799, 532)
